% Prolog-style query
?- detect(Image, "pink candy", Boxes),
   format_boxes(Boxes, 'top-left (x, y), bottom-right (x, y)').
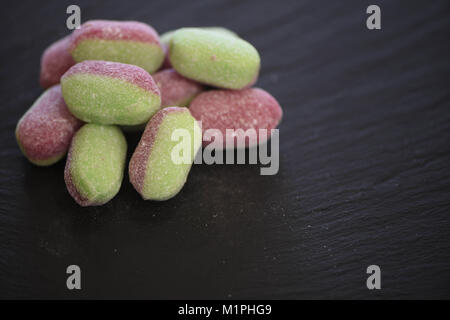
top-left (39, 36), bottom-right (75, 88)
top-left (15, 85), bottom-right (83, 165)
top-left (153, 69), bottom-right (203, 108)
top-left (189, 88), bottom-right (283, 148)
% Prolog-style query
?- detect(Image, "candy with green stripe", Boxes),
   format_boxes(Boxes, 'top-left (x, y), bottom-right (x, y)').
top-left (61, 60), bottom-right (161, 126)
top-left (64, 124), bottom-right (127, 206)
top-left (70, 20), bottom-right (164, 73)
top-left (169, 28), bottom-right (260, 89)
top-left (160, 27), bottom-right (239, 70)
top-left (129, 107), bottom-right (201, 201)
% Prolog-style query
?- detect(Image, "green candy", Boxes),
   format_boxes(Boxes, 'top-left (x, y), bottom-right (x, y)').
top-left (61, 60), bottom-right (161, 126)
top-left (64, 124), bottom-right (127, 206)
top-left (169, 28), bottom-right (260, 89)
top-left (129, 107), bottom-right (201, 201)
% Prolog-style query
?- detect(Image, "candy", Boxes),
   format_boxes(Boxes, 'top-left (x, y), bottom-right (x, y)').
top-left (129, 107), bottom-right (201, 200)
top-left (159, 27), bottom-right (238, 71)
top-left (15, 85), bottom-right (83, 166)
top-left (61, 60), bottom-right (161, 125)
top-left (40, 36), bottom-right (75, 88)
top-left (69, 20), bottom-right (164, 73)
top-left (189, 88), bottom-right (283, 148)
top-left (153, 69), bottom-right (203, 108)
top-left (169, 28), bottom-right (260, 89)
top-left (64, 124), bottom-right (127, 206)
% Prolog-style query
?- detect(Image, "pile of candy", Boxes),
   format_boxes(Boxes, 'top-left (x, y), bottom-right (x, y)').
top-left (16, 20), bottom-right (283, 206)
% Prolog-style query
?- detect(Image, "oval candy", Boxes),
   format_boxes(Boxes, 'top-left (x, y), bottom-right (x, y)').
top-left (129, 107), bottom-right (201, 201)
top-left (189, 88), bottom-right (283, 148)
top-left (15, 85), bottom-right (83, 166)
top-left (61, 60), bottom-right (161, 126)
top-left (70, 20), bottom-right (164, 73)
top-left (169, 28), bottom-right (260, 89)
top-left (64, 124), bottom-right (127, 206)
top-left (40, 36), bottom-right (75, 88)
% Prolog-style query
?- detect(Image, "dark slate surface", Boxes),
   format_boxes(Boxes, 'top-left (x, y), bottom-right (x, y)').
top-left (0, 0), bottom-right (449, 299)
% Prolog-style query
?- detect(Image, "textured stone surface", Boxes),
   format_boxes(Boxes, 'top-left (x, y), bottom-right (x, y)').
top-left (3, 0), bottom-right (450, 300)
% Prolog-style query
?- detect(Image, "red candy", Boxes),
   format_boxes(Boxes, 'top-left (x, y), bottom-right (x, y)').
top-left (39, 36), bottom-right (75, 88)
top-left (189, 88), bottom-right (283, 148)
top-left (153, 69), bottom-right (203, 108)
top-left (15, 85), bottom-right (83, 165)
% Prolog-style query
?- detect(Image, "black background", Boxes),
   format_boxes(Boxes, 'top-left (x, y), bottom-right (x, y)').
top-left (1, 0), bottom-right (449, 299)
